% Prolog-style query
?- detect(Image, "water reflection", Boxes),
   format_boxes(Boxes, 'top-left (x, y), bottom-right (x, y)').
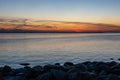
top-left (0, 33), bottom-right (120, 67)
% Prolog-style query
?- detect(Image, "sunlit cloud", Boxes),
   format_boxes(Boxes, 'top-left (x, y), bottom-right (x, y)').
top-left (0, 18), bottom-right (120, 33)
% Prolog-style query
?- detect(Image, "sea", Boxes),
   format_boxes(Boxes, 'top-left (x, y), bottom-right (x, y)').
top-left (0, 33), bottom-right (120, 68)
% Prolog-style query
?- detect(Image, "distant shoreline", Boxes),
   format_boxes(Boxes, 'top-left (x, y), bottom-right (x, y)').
top-left (0, 32), bottom-right (120, 33)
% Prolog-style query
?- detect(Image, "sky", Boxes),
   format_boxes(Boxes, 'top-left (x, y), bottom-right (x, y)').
top-left (0, 0), bottom-right (120, 32)
top-left (0, 0), bottom-right (120, 24)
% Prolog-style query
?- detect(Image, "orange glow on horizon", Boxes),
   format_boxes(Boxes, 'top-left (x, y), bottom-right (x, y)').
top-left (0, 19), bottom-right (120, 32)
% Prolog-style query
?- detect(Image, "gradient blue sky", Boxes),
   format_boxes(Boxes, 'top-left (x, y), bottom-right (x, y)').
top-left (0, 0), bottom-right (120, 25)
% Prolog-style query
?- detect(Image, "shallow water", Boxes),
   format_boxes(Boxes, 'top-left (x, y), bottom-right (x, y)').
top-left (0, 33), bottom-right (120, 68)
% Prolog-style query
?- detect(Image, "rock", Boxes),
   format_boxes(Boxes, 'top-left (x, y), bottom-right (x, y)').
top-left (98, 70), bottom-right (107, 76)
top-left (19, 63), bottom-right (30, 68)
top-left (110, 69), bottom-right (120, 75)
top-left (108, 61), bottom-right (117, 67)
top-left (4, 76), bottom-right (16, 80)
top-left (95, 62), bottom-right (110, 73)
top-left (67, 68), bottom-right (78, 74)
top-left (36, 72), bottom-right (51, 80)
top-left (36, 69), bottom-right (66, 80)
top-left (63, 62), bottom-right (74, 72)
top-left (0, 67), bottom-right (3, 71)
top-left (118, 58), bottom-right (120, 61)
top-left (67, 71), bottom-right (91, 80)
top-left (9, 69), bottom-right (19, 76)
top-left (108, 74), bottom-right (120, 80)
top-left (15, 75), bottom-right (27, 80)
top-left (85, 62), bottom-right (95, 71)
top-left (2, 65), bottom-right (12, 76)
top-left (50, 69), bottom-right (66, 80)
top-left (30, 66), bottom-right (43, 77)
top-left (64, 62), bottom-right (74, 67)
top-left (54, 63), bottom-right (64, 70)
top-left (78, 72), bottom-right (91, 80)
top-left (44, 64), bottom-right (55, 69)
top-left (95, 75), bottom-right (108, 80)
top-left (67, 71), bottom-right (78, 80)
top-left (42, 64), bottom-right (55, 73)
top-left (82, 61), bottom-right (91, 65)
top-left (55, 63), bottom-right (60, 66)
top-left (4, 76), bottom-right (26, 80)
top-left (24, 67), bottom-right (39, 79)
top-left (89, 72), bottom-right (96, 79)
top-left (16, 67), bottom-right (37, 79)
top-left (2, 65), bottom-right (12, 72)
top-left (67, 71), bottom-right (77, 80)
top-left (67, 63), bottom-right (90, 80)
top-left (1, 61), bottom-right (120, 80)
top-left (110, 58), bottom-right (114, 60)
top-left (111, 63), bottom-right (120, 69)
top-left (0, 72), bottom-right (4, 80)
top-left (20, 63), bottom-right (30, 66)
top-left (15, 68), bottom-right (26, 74)
top-left (74, 63), bottom-right (87, 72)
top-left (32, 65), bottom-right (42, 72)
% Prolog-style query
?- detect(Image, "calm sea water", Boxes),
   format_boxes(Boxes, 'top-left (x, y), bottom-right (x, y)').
top-left (0, 33), bottom-right (120, 67)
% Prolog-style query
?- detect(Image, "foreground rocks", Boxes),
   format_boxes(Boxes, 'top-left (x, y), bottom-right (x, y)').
top-left (0, 61), bottom-right (120, 80)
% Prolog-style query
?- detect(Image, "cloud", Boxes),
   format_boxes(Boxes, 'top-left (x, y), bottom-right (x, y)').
top-left (39, 24), bottom-right (57, 28)
top-left (0, 18), bottom-right (120, 33)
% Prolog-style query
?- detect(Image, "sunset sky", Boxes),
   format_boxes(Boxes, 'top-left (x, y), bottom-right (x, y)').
top-left (0, 0), bottom-right (120, 32)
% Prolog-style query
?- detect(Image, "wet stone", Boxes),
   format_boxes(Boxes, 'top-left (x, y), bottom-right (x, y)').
top-left (74, 63), bottom-right (87, 72)
top-left (0, 61), bottom-right (120, 80)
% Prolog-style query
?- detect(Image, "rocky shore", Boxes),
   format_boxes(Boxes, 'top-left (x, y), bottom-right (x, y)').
top-left (0, 61), bottom-right (120, 80)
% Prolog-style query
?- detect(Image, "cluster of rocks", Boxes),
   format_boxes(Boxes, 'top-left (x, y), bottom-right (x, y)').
top-left (0, 61), bottom-right (120, 80)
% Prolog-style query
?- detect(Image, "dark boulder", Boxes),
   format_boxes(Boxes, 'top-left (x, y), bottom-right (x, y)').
top-left (36, 72), bottom-right (52, 80)
top-left (85, 62), bottom-right (95, 71)
top-left (74, 63), bottom-right (87, 72)
top-left (24, 67), bottom-right (39, 79)
top-left (55, 63), bottom-right (60, 66)
top-left (64, 62), bottom-right (74, 67)
top-left (95, 62), bottom-right (110, 73)
top-left (19, 63), bottom-right (30, 69)
top-left (2, 65), bottom-right (12, 72)
top-left (54, 63), bottom-right (64, 70)
top-left (36, 69), bottom-right (66, 80)
top-left (1, 65), bottom-right (12, 76)
top-left (15, 75), bottom-right (27, 80)
top-left (110, 69), bottom-right (120, 75)
top-left (108, 61), bottom-right (117, 67)
top-left (50, 69), bottom-right (66, 80)
top-left (4, 76), bottom-right (16, 80)
top-left (118, 58), bottom-right (120, 61)
top-left (19, 63), bottom-right (30, 67)
top-left (67, 71), bottom-right (78, 80)
top-left (32, 65), bottom-right (42, 72)
top-left (111, 63), bottom-right (120, 69)
top-left (0, 72), bottom-right (4, 80)
top-left (108, 74), bottom-right (120, 80)
top-left (15, 68), bottom-right (26, 74)
top-left (63, 62), bottom-right (74, 71)
top-left (95, 75), bottom-right (109, 80)
top-left (67, 71), bottom-right (91, 80)
top-left (42, 64), bottom-right (55, 73)
top-left (110, 58), bottom-right (114, 60)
